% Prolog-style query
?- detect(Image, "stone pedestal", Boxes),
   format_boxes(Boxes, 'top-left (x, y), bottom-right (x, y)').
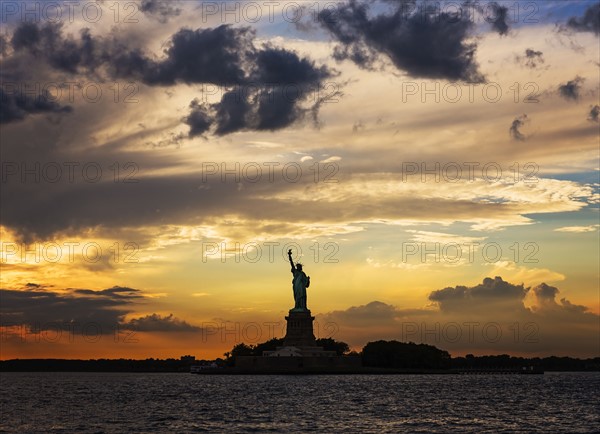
top-left (283, 309), bottom-right (316, 347)
top-left (236, 309), bottom-right (362, 372)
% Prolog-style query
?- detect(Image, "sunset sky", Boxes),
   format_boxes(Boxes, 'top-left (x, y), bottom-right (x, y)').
top-left (1, 0), bottom-right (599, 360)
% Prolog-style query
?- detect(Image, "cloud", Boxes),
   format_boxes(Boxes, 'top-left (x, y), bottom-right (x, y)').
top-left (428, 276), bottom-right (528, 311)
top-left (532, 282), bottom-right (558, 301)
top-left (0, 162), bottom-right (593, 244)
top-left (0, 286), bottom-right (132, 333)
top-left (319, 277), bottom-right (599, 357)
top-left (140, 0), bottom-right (182, 23)
top-left (488, 2), bottom-right (510, 36)
top-left (153, 26), bottom-right (333, 134)
top-left (556, 297), bottom-right (589, 314)
top-left (0, 88), bottom-right (72, 124)
top-left (129, 25), bottom-right (253, 86)
top-left (484, 262), bottom-right (566, 286)
top-left (329, 301), bottom-right (399, 323)
top-left (0, 285), bottom-right (198, 334)
top-left (509, 114), bottom-right (529, 141)
top-left (558, 76), bottom-right (585, 101)
top-left (516, 48), bottom-right (545, 69)
top-left (405, 230), bottom-right (485, 245)
top-left (566, 3), bottom-right (600, 35)
top-left (352, 120), bottom-right (365, 133)
top-left (530, 283), bottom-right (590, 314)
top-left (318, 0), bottom-right (484, 82)
top-left (0, 34), bottom-right (7, 56)
top-left (122, 313), bottom-right (200, 332)
top-left (184, 99), bottom-right (214, 137)
top-left (3, 22), bottom-right (334, 135)
top-left (588, 105), bottom-right (600, 123)
top-left (73, 286), bottom-right (144, 299)
top-left (189, 43), bottom-right (333, 136)
top-left (320, 156), bottom-right (342, 163)
top-left (10, 22), bottom-right (104, 75)
top-left (554, 225), bottom-right (599, 233)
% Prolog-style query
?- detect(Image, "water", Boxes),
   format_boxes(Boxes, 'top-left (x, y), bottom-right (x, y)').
top-left (1, 372), bottom-right (599, 433)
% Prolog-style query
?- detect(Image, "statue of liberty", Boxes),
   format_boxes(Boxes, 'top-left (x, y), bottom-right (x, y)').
top-left (287, 249), bottom-right (310, 311)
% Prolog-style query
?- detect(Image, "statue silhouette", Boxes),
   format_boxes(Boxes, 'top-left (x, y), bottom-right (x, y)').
top-left (288, 249), bottom-right (310, 311)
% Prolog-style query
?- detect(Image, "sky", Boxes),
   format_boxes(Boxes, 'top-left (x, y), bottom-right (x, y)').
top-left (0, 0), bottom-right (599, 360)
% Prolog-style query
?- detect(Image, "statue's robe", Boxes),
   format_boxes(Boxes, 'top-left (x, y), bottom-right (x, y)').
top-left (292, 269), bottom-right (308, 309)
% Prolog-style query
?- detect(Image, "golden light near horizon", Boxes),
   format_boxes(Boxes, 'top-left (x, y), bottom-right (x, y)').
top-left (0, 0), bottom-right (599, 362)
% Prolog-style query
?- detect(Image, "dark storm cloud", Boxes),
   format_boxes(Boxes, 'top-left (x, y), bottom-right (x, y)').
top-left (254, 85), bottom-right (305, 131)
top-left (10, 22), bottom-right (104, 74)
top-left (0, 286), bottom-right (198, 334)
top-left (588, 105), bottom-right (600, 122)
top-left (0, 34), bottom-right (7, 56)
top-left (211, 89), bottom-right (252, 135)
top-left (317, 0), bottom-right (484, 82)
top-left (188, 87), bottom-right (254, 136)
top-left (532, 282), bottom-right (558, 300)
top-left (2, 22), bottom-right (333, 135)
top-left (566, 2), bottom-right (600, 35)
top-left (558, 76), bottom-right (585, 101)
top-left (109, 24), bottom-right (327, 89)
top-left (184, 99), bottom-right (215, 137)
top-left (252, 45), bottom-right (331, 85)
top-left (10, 21), bottom-right (42, 49)
top-left (428, 276), bottom-right (528, 311)
top-left (509, 114), bottom-right (529, 141)
top-left (140, 0), bottom-right (182, 23)
top-left (0, 88), bottom-right (72, 123)
top-left (122, 313), bottom-right (200, 332)
top-left (250, 46), bottom-right (333, 131)
top-left (488, 2), bottom-right (510, 35)
top-left (179, 38), bottom-right (333, 136)
top-left (7, 23), bottom-right (251, 86)
top-left (136, 25), bottom-right (253, 86)
top-left (0, 287), bottom-right (131, 333)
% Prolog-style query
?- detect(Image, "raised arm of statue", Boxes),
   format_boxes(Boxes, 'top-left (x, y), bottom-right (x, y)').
top-left (287, 249), bottom-right (295, 272)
